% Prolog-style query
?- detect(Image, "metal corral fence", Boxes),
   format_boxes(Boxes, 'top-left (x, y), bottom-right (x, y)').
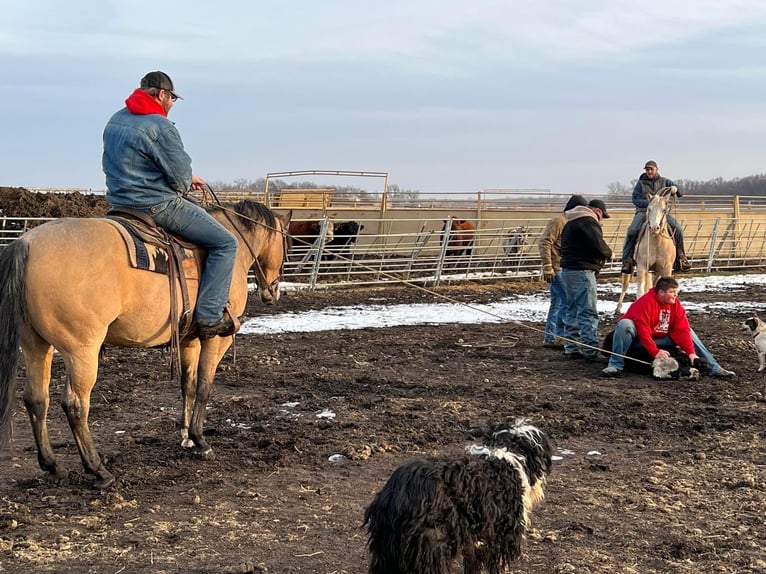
top-left (3, 192), bottom-right (766, 289)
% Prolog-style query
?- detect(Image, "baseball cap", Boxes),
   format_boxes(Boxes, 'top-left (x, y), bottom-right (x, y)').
top-left (588, 199), bottom-right (610, 218)
top-left (140, 71), bottom-right (183, 100)
top-left (644, 160), bottom-right (658, 169)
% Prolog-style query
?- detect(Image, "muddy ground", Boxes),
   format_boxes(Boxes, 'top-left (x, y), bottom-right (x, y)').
top-left (0, 278), bottom-right (764, 574)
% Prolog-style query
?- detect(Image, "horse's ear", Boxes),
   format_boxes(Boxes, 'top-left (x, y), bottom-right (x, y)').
top-left (280, 209), bottom-right (293, 226)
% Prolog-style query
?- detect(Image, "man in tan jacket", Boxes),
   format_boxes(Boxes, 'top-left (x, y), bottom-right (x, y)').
top-left (538, 195), bottom-right (588, 348)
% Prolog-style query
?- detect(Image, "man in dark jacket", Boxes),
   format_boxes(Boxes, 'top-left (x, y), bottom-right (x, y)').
top-left (621, 160), bottom-right (690, 274)
top-left (560, 198), bottom-right (613, 359)
top-left (538, 194), bottom-right (588, 348)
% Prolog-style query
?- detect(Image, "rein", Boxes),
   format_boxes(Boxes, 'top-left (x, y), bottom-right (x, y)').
top-left (201, 186), bottom-right (288, 301)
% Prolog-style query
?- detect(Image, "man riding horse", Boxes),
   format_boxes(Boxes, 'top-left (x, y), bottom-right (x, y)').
top-left (620, 160), bottom-right (691, 275)
top-left (102, 71), bottom-right (238, 339)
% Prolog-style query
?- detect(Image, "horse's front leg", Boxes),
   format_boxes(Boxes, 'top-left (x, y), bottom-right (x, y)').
top-left (636, 268), bottom-right (651, 298)
top-left (20, 329), bottom-right (64, 478)
top-left (179, 339), bottom-right (201, 449)
top-left (615, 273), bottom-right (632, 316)
top-left (188, 336), bottom-right (233, 458)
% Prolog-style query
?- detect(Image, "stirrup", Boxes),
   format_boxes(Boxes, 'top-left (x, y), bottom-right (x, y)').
top-left (197, 308), bottom-right (240, 339)
top-left (620, 258), bottom-right (634, 275)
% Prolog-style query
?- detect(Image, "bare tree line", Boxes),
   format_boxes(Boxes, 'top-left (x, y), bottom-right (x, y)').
top-left (206, 178), bottom-right (419, 201)
top-left (608, 173), bottom-right (766, 197)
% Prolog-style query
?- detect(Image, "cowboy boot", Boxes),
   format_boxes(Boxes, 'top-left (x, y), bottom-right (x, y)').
top-left (621, 256), bottom-right (635, 275)
top-left (674, 238), bottom-right (692, 272)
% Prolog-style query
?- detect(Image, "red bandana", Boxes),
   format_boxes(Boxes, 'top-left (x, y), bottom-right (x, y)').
top-left (124, 88), bottom-right (167, 117)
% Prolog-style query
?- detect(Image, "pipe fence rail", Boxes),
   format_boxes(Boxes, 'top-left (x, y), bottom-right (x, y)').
top-left (3, 213), bottom-right (766, 290)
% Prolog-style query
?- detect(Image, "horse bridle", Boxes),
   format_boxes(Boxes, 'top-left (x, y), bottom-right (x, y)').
top-left (202, 186), bottom-right (289, 301)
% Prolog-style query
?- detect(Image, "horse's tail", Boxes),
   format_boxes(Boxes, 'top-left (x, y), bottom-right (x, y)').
top-left (0, 239), bottom-right (29, 450)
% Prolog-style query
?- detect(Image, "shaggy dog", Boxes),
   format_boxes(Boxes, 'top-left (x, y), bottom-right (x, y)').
top-left (363, 421), bottom-right (552, 574)
top-left (740, 313), bottom-right (766, 372)
top-left (601, 330), bottom-right (709, 380)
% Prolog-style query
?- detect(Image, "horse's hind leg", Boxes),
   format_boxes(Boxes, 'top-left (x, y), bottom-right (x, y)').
top-left (179, 339), bottom-right (201, 449)
top-left (60, 347), bottom-right (115, 489)
top-left (20, 329), bottom-right (64, 477)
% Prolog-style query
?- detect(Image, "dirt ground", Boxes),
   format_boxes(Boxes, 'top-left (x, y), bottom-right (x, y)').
top-left (0, 191), bottom-right (764, 573)
top-left (0, 278), bottom-right (764, 574)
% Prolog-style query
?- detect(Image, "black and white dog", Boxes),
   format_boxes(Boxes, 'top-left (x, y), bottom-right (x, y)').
top-left (363, 421), bottom-right (552, 574)
top-left (741, 313), bottom-right (766, 372)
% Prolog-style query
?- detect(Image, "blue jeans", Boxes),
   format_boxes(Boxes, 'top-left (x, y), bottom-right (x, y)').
top-left (607, 318), bottom-right (724, 373)
top-left (621, 211), bottom-right (685, 261)
top-left (147, 196), bottom-right (238, 325)
top-left (544, 271), bottom-right (567, 343)
top-left (561, 269), bottom-right (600, 357)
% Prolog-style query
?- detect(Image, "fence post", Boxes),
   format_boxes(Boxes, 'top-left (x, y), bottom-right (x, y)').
top-left (434, 217), bottom-right (451, 286)
top-left (308, 217), bottom-right (334, 290)
top-left (706, 218), bottom-right (720, 273)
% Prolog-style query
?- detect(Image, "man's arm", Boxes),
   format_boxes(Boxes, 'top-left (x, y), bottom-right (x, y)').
top-left (538, 217), bottom-right (562, 281)
top-left (632, 180), bottom-right (650, 209)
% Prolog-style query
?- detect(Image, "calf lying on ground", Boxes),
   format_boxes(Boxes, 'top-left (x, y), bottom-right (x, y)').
top-left (601, 330), bottom-right (709, 380)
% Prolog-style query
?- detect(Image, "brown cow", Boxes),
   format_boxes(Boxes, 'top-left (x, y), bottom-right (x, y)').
top-left (441, 219), bottom-right (475, 258)
top-left (287, 220), bottom-right (334, 268)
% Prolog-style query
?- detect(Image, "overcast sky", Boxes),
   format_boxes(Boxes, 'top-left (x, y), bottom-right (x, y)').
top-left (2, 1), bottom-right (766, 196)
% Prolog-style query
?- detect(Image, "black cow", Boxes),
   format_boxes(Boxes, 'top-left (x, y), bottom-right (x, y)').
top-left (324, 221), bottom-right (364, 260)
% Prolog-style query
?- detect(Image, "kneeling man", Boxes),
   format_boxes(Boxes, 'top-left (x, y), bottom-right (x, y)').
top-left (602, 276), bottom-right (735, 378)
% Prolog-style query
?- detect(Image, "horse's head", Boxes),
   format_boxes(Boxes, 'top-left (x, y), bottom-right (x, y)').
top-left (231, 201), bottom-right (292, 305)
top-left (646, 194), bottom-right (670, 236)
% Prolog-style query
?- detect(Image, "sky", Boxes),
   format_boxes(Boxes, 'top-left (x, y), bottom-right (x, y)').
top-left (2, 1), bottom-right (766, 196)
top-left (241, 273), bottom-right (766, 334)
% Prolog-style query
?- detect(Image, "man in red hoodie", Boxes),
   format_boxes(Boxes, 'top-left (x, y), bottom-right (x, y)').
top-left (602, 276), bottom-right (735, 378)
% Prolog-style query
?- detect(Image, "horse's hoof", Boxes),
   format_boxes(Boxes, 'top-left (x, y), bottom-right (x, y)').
top-left (94, 472), bottom-right (116, 490)
top-left (180, 438), bottom-right (195, 449)
top-left (193, 447), bottom-right (215, 461)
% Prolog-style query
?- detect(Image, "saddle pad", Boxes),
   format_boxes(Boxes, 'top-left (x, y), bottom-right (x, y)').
top-left (102, 218), bottom-right (197, 276)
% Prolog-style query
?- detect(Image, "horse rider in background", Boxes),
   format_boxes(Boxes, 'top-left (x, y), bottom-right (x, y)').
top-left (620, 160), bottom-right (691, 275)
top-left (102, 71), bottom-right (239, 339)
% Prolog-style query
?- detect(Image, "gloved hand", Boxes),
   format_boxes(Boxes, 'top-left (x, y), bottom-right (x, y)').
top-left (543, 267), bottom-right (555, 283)
top-left (692, 356), bottom-right (711, 374)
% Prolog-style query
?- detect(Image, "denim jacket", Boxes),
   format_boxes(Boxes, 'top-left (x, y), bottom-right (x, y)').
top-left (102, 108), bottom-right (192, 209)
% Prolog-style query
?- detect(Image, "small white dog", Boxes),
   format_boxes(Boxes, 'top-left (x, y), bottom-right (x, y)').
top-left (740, 313), bottom-right (766, 372)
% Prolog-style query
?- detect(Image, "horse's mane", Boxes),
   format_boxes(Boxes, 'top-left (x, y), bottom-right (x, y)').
top-left (211, 200), bottom-right (278, 234)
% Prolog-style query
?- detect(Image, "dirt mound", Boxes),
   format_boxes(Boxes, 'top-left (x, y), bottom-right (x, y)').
top-left (0, 187), bottom-right (110, 219)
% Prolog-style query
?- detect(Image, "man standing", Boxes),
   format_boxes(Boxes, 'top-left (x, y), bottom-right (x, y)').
top-left (602, 277), bottom-right (735, 378)
top-left (538, 194), bottom-right (588, 348)
top-left (621, 160), bottom-right (690, 274)
top-left (102, 71), bottom-right (239, 339)
top-left (560, 199), bottom-right (613, 359)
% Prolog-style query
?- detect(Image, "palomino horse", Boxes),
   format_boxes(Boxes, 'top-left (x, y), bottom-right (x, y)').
top-left (615, 186), bottom-right (677, 314)
top-left (0, 200), bottom-right (291, 488)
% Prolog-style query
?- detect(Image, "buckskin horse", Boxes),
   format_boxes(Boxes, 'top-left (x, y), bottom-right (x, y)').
top-left (0, 200), bottom-right (291, 488)
top-left (615, 186), bottom-right (677, 315)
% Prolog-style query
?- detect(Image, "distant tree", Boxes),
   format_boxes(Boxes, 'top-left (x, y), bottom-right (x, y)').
top-left (607, 181), bottom-right (631, 196)
top-left (607, 174), bottom-right (766, 197)
top-left (388, 184), bottom-right (420, 200)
